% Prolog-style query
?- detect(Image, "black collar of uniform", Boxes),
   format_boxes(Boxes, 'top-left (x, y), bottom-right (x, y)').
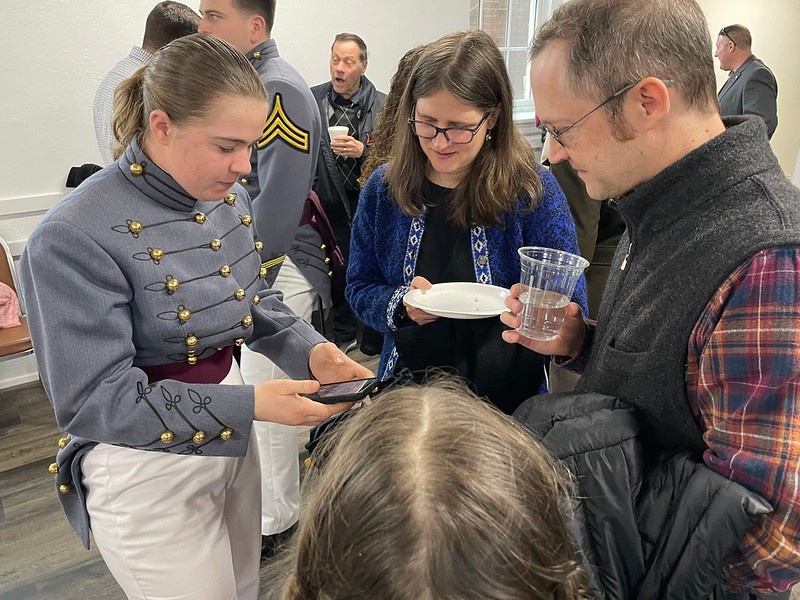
top-left (119, 139), bottom-right (198, 212)
top-left (248, 39), bottom-right (279, 64)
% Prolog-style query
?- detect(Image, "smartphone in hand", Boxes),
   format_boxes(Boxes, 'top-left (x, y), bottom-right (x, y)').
top-left (303, 377), bottom-right (378, 404)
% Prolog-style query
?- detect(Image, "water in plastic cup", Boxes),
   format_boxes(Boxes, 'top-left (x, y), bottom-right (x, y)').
top-left (328, 126), bottom-right (349, 141)
top-left (517, 246), bottom-right (589, 341)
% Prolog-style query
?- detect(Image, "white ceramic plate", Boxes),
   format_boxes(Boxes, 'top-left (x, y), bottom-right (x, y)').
top-left (403, 282), bottom-right (511, 319)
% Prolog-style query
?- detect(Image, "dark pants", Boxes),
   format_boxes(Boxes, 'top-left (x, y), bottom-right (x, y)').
top-left (718, 590), bottom-right (791, 599)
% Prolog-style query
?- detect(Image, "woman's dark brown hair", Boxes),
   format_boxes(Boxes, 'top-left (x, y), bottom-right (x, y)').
top-left (386, 30), bottom-right (541, 228)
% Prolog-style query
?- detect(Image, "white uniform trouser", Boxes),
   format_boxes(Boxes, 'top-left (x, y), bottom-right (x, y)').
top-left (82, 361), bottom-right (260, 600)
top-left (239, 256), bottom-right (321, 536)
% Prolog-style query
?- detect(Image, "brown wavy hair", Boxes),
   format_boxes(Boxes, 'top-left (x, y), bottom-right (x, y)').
top-left (386, 30), bottom-right (541, 228)
top-left (358, 45), bottom-right (426, 188)
top-left (276, 380), bottom-right (588, 600)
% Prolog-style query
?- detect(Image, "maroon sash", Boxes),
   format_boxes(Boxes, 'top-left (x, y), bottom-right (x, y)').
top-left (139, 346), bottom-right (234, 385)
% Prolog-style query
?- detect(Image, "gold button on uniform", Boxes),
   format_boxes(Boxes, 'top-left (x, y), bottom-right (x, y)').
top-left (219, 265), bottom-right (231, 277)
top-left (255, 241), bottom-right (264, 253)
top-left (240, 215), bottom-right (252, 226)
top-left (320, 244), bottom-right (327, 251)
top-left (161, 430), bottom-right (175, 444)
top-left (185, 335), bottom-right (198, 348)
top-left (234, 289), bottom-right (246, 301)
top-left (166, 278), bottom-right (180, 293)
top-left (235, 338), bottom-right (245, 346)
top-left (327, 271), bottom-right (333, 278)
top-left (220, 427), bottom-right (234, 441)
top-left (128, 221), bottom-right (143, 234)
top-left (324, 257), bottom-right (331, 264)
top-left (150, 248), bottom-right (164, 261)
top-left (194, 213), bottom-right (206, 224)
top-left (59, 484), bottom-right (70, 495)
top-left (240, 177), bottom-right (248, 185)
top-left (178, 309), bottom-right (192, 324)
top-left (210, 239), bottom-right (222, 251)
top-left (252, 51), bottom-right (261, 59)
top-left (192, 431), bottom-right (206, 444)
top-left (58, 437), bottom-right (68, 449)
top-left (48, 463), bottom-right (59, 475)
top-left (259, 266), bottom-right (268, 278)
top-left (252, 295), bottom-right (261, 306)
top-left (130, 163), bottom-right (143, 176)
top-left (241, 315), bottom-right (253, 328)
top-left (225, 193), bottom-right (236, 205)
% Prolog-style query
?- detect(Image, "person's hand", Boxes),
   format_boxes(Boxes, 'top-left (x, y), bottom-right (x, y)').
top-left (308, 341), bottom-right (374, 383)
top-left (404, 276), bottom-right (439, 325)
top-left (500, 283), bottom-right (586, 357)
top-left (330, 134), bottom-right (364, 158)
top-left (253, 378), bottom-right (354, 425)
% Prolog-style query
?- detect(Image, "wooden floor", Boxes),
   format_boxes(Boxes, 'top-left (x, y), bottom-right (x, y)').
top-left (0, 348), bottom-right (379, 600)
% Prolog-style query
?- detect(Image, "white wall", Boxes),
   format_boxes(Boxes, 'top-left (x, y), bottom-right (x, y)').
top-left (698, 0), bottom-right (800, 179)
top-left (0, 1), bottom-right (468, 389)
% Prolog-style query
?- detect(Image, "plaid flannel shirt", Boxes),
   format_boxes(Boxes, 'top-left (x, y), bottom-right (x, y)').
top-left (560, 246), bottom-right (800, 592)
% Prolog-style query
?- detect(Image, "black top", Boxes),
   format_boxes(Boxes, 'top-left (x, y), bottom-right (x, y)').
top-left (393, 179), bottom-right (547, 414)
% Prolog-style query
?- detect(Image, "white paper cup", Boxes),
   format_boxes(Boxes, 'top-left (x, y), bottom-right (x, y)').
top-left (517, 246), bottom-right (588, 341)
top-left (328, 126), bottom-right (349, 142)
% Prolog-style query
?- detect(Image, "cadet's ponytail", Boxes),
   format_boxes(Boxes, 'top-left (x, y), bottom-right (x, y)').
top-left (111, 66), bottom-right (147, 160)
top-left (109, 33), bottom-right (267, 160)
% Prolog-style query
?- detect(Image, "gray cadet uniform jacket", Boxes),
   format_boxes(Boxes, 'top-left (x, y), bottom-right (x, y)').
top-left (718, 55), bottom-right (778, 139)
top-left (20, 141), bottom-right (326, 548)
top-left (240, 39), bottom-right (323, 287)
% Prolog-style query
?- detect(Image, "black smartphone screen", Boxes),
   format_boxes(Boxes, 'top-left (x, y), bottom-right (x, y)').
top-left (304, 377), bottom-right (377, 404)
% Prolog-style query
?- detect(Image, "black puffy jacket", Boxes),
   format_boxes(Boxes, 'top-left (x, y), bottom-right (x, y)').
top-left (514, 392), bottom-right (772, 599)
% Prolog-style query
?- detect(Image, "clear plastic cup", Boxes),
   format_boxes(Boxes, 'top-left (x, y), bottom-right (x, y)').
top-left (517, 246), bottom-right (588, 341)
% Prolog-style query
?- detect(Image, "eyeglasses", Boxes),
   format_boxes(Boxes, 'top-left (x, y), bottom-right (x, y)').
top-left (719, 27), bottom-right (737, 47)
top-left (408, 111), bottom-right (491, 144)
top-left (538, 79), bottom-right (673, 148)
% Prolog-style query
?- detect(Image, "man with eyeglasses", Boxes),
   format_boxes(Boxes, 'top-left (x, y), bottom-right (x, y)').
top-left (715, 24), bottom-right (778, 139)
top-left (502, 0), bottom-right (800, 597)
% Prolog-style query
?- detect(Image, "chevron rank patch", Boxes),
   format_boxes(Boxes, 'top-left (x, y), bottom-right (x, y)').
top-left (256, 92), bottom-right (310, 153)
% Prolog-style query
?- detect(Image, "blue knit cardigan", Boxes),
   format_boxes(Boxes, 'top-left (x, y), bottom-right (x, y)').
top-left (346, 164), bottom-right (588, 380)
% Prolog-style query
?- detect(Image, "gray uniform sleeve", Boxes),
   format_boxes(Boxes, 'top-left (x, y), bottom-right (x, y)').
top-left (21, 219), bottom-right (320, 456)
top-left (252, 80), bottom-right (321, 287)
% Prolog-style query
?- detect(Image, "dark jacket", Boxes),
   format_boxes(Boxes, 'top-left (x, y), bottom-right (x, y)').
top-left (514, 392), bottom-right (771, 599)
top-left (311, 77), bottom-right (386, 225)
top-left (718, 55), bottom-right (778, 139)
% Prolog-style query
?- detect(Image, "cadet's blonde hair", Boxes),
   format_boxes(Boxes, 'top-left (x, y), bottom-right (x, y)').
top-left (278, 380), bottom-right (588, 600)
top-left (112, 33), bottom-right (267, 159)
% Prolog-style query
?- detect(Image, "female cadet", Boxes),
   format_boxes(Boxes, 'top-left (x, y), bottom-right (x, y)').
top-left (347, 30), bottom-right (586, 414)
top-left (20, 33), bottom-right (371, 600)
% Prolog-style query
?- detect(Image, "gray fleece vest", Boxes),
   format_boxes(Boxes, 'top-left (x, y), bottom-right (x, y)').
top-left (576, 116), bottom-right (800, 452)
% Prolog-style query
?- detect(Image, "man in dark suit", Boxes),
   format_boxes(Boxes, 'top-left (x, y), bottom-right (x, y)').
top-left (715, 24), bottom-right (778, 139)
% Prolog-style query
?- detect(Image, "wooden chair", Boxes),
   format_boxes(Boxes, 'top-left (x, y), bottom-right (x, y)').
top-left (0, 235), bottom-right (33, 363)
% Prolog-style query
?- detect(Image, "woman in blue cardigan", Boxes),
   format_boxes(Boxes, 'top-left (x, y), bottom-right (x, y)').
top-left (346, 30), bottom-right (586, 413)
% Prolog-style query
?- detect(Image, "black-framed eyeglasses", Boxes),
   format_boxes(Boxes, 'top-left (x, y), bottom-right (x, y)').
top-left (408, 111), bottom-right (491, 144)
top-left (539, 79), bottom-right (673, 148)
top-left (719, 27), bottom-right (737, 47)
